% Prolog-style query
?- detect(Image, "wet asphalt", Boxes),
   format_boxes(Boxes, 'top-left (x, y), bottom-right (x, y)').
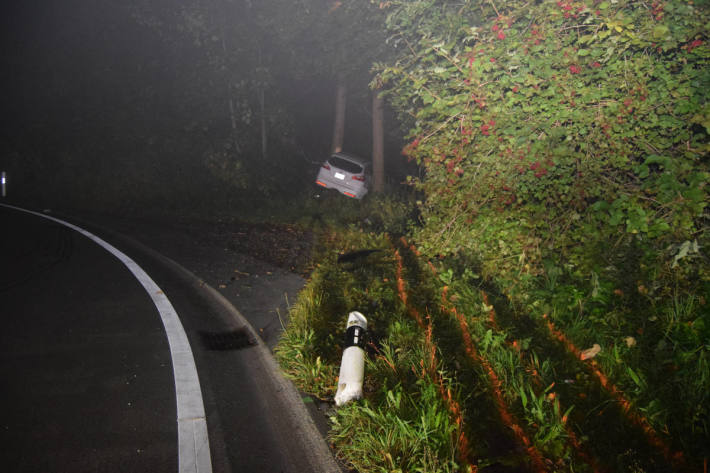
top-left (0, 205), bottom-right (339, 473)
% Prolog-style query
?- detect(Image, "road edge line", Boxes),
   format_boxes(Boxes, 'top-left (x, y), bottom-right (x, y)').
top-left (1, 204), bottom-right (212, 473)
top-left (52, 210), bottom-right (343, 473)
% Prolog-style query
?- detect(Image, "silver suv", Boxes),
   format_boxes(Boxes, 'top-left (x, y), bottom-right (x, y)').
top-left (315, 152), bottom-right (370, 199)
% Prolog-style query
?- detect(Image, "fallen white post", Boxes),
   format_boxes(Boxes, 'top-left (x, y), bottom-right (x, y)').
top-left (334, 311), bottom-right (367, 406)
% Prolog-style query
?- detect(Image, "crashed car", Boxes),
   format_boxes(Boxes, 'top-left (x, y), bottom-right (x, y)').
top-left (315, 152), bottom-right (370, 199)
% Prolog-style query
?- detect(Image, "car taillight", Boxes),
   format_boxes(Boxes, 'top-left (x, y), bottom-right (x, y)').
top-left (352, 175), bottom-right (365, 181)
top-left (322, 163), bottom-right (331, 170)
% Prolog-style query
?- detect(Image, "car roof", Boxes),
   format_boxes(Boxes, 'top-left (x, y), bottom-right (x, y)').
top-left (331, 152), bottom-right (369, 166)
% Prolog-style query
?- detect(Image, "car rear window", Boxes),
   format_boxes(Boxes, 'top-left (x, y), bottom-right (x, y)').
top-left (329, 156), bottom-right (363, 174)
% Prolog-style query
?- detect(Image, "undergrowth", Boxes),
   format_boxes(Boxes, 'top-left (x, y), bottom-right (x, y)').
top-left (274, 192), bottom-right (707, 472)
top-left (274, 227), bottom-right (465, 471)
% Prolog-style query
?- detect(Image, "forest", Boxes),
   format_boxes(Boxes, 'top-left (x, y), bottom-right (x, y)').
top-left (2, 0), bottom-right (708, 472)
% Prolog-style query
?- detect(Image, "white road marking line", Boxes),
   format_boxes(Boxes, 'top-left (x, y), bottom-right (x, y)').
top-left (1, 204), bottom-right (212, 473)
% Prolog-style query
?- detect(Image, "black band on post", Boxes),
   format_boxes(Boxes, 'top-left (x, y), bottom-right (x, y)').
top-left (344, 325), bottom-right (366, 349)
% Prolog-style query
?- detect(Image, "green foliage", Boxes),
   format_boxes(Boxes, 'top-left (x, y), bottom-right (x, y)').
top-left (276, 216), bottom-right (707, 469)
top-left (274, 280), bottom-right (340, 397)
top-left (330, 383), bottom-right (459, 473)
top-left (518, 257), bottom-right (710, 463)
top-left (377, 0), bottom-right (709, 280)
top-left (375, 6), bottom-right (710, 463)
top-left (274, 228), bottom-right (402, 397)
top-left (287, 190), bottom-right (418, 235)
top-left (275, 230), bottom-right (466, 472)
top-left (275, 1), bottom-right (710, 469)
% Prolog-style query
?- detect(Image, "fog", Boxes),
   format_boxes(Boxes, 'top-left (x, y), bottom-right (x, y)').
top-left (0, 0), bottom-right (405, 214)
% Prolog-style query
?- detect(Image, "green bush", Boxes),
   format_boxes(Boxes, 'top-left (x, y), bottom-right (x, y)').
top-left (377, 0), bottom-right (709, 280)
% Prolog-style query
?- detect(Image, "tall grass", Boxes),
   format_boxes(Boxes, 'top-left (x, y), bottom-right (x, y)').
top-left (275, 228), bottom-right (469, 472)
top-left (275, 204), bottom-right (708, 472)
top-left (330, 347), bottom-right (461, 473)
top-left (275, 281), bottom-right (339, 397)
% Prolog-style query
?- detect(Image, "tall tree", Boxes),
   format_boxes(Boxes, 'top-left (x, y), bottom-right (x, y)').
top-left (257, 0), bottom-right (393, 158)
top-left (331, 77), bottom-right (347, 153)
top-left (371, 89), bottom-right (385, 192)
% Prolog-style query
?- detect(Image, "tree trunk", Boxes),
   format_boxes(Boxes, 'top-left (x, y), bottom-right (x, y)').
top-left (218, 12), bottom-right (241, 153)
top-left (372, 90), bottom-right (385, 193)
top-left (259, 85), bottom-right (267, 160)
top-left (255, 45), bottom-right (268, 160)
top-left (331, 79), bottom-right (347, 154)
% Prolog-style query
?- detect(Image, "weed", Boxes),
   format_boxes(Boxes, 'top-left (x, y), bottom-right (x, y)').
top-left (275, 202), bottom-right (708, 471)
top-left (329, 383), bottom-right (460, 473)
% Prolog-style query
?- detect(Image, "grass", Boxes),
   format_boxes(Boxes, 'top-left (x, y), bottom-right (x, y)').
top-left (275, 227), bottom-right (468, 471)
top-left (523, 275), bottom-right (709, 467)
top-left (272, 193), bottom-right (708, 473)
top-left (329, 358), bottom-right (461, 473)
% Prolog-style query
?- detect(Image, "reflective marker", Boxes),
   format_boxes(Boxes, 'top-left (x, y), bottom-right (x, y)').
top-left (334, 312), bottom-right (367, 406)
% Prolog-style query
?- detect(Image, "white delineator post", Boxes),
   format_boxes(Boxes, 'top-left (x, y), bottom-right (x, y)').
top-left (1, 172), bottom-right (6, 198)
top-left (334, 311), bottom-right (367, 406)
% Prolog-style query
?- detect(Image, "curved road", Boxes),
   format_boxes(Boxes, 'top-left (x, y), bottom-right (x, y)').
top-left (0, 204), bottom-right (338, 473)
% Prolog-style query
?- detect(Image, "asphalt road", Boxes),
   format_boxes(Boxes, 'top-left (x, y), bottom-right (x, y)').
top-left (0, 204), bottom-right (339, 473)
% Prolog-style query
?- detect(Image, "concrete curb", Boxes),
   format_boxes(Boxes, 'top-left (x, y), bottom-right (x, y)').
top-left (196, 281), bottom-right (342, 473)
top-left (65, 214), bottom-right (342, 473)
